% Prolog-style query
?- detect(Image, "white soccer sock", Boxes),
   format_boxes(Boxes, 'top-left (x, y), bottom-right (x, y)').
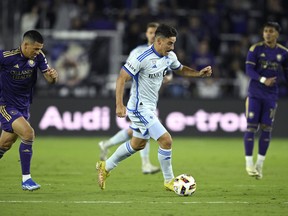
top-left (158, 147), bottom-right (174, 181)
top-left (105, 141), bottom-right (136, 171)
top-left (22, 174), bottom-right (31, 182)
top-left (140, 141), bottom-right (150, 165)
top-left (256, 154), bottom-right (265, 167)
top-left (106, 129), bottom-right (130, 148)
top-left (245, 156), bottom-right (254, 167)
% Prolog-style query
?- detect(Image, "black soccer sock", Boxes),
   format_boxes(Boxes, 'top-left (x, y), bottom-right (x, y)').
top-left (0, 147), bottom-right (7, 159)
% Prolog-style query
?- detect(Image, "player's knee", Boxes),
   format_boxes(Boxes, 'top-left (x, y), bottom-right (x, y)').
top-left (21, 127), bottom-right (35, 142)
top-left (138, 140), bottom-right (147, 150)
top-left (158, 133), bottom-right (172, 149)
top-left (131, 139), bottom-right (146, 151)
top-left (260, 124), bottom-right (272, 132)
top-left (246, 124), bottom-right (258, 133)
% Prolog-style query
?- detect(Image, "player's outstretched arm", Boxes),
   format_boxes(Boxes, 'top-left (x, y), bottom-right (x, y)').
top-left (116, 68), bottom-right (132, 118)
top-left (174, 65), bottom-right (212, 78)
top-left (43, 68), bottom-right (58, 84)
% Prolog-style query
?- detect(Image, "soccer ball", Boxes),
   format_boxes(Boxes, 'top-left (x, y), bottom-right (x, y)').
top-left (173, 174), bottom-right (196, 196)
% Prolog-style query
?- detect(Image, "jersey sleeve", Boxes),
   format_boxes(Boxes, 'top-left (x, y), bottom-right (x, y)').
top-left (169, 51), bottom-right (182, 71)
top-left (122, 54), bottom-right (141, 77)
top-left (38, 51), bottom-right (49, 72)
top-left (245, 45), bottom-right (260, 81)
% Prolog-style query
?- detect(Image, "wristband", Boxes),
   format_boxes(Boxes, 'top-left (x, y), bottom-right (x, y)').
top-left (260, 77), bottom-right (266, 84)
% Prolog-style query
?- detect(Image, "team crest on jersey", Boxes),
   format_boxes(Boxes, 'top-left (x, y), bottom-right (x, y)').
top-left (276, 54), bottom-right (282, 62)
top-left (9, 110), bottom-right (19, 115)
top-left (28, 59), bottom-right (35, 67)
top-left (151, 60), bottom-right (157, 68)
top-left (248, 112), bottom-right (254, 119)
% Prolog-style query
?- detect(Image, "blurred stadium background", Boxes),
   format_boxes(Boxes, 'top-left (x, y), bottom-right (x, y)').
top-left (1, 0), bottom-right (288, 137)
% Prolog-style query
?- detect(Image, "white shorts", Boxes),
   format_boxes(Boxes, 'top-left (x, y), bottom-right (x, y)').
top-left (127, 109), bottom-right (167, 140)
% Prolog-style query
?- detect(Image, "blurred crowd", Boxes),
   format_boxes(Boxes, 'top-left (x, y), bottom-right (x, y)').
top-left (14, 0), bottom-right (288, 98)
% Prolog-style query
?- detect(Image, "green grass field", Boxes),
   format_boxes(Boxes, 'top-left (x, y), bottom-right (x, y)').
top-left (0, 137), bottom-right (287, 216)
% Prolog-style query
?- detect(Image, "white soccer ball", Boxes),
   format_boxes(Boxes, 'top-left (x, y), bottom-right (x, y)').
top-left (173, 174), bottom-right (197, 196)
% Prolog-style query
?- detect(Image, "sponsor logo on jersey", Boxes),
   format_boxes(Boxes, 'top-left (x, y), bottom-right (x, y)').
top-left (126, 61), bottom-right (136, 72)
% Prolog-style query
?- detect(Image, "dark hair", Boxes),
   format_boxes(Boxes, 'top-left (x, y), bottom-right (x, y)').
top-left (147, 22), bottom-right (159, 29)
top-left (23, 30), bottom-right (44, 43)
top-left (155, 24), bottom-right (178, 38)
top-left (264, 21), bottom-right (281, 33)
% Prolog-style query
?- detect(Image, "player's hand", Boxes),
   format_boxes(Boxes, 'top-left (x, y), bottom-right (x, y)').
top-left (116, 104), bottom-right (126, 118)
top-left (265, 77), bottom-right (277, 87)
top-left (199, 66), bottom-right (212, 78)
top-left (47, 68), bottom-right (58, 79)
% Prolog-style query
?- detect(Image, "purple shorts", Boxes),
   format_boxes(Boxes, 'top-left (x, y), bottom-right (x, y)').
top-left (0, 105), bottom-right (30, 133)
top-left (245, 97), bottom-right (277, 126)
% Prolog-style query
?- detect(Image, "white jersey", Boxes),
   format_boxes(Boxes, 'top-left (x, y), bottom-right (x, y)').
top-left (123, 45), bottom-right (182, 111)
top-left (127, 44), bottom-right (149, 60)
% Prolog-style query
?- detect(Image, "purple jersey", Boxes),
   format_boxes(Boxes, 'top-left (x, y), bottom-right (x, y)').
top-left (0, 47), bottom-right (49, 109)
top-left (246, 42), bottom-right (288, 100)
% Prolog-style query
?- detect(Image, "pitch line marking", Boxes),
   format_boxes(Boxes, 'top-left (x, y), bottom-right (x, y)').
top-left (0, 200), bottom-right (251, 204)
top-left (1, 200), bottom-right (288, 204)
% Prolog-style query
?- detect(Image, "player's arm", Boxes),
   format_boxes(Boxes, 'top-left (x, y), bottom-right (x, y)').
top-left (246, 46), bottom-right (276, 86)
top-left (174, 65), bottom-right (212, 78)
top-left (43, 68), bottom-right (58, 84)
top-left (163, 73), bottom-right (173, 84)
top-left (116, 68), bottom-right (132, 118)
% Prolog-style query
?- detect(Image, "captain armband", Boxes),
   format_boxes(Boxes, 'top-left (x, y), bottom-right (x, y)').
top-left (259, 77), bottom-right (267, 84)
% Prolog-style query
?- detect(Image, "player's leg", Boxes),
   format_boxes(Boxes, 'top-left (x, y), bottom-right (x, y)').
top-left (140, 140), bottom-right (160, 174)
top-left (148, 122), bottom-right (174, 191)
top-left (0, 106), bottom-right (18, 159)
top-left (12, 117), bottom-right (40, 190)
top-left (244, 97), bottom-right (260, 176)
top-left (96, 134), bottom-right (147, 190)
top-left (98, 128), bottom-right (132, 160)
top-left (106, 135), bottom-right (145, 171)
top-left (256, 101), bottom-right (277, 179)
top-left (0, 130), bottom-right (18, 159)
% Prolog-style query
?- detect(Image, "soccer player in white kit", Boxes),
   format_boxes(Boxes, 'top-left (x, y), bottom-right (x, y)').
top-left (98, 22), bottom-right (165, 174)
top-left (96, 24), bottom-right (212, 191)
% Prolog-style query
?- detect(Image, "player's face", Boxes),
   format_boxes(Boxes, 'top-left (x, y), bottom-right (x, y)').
top-left (263, 27), bottom-right (278, 44)
top-left (23, 41), bottom-right (44, 59)
top-left (145, 27), bottom-right (157, 45)
top-left (156, 37), bottom-right (176, 56)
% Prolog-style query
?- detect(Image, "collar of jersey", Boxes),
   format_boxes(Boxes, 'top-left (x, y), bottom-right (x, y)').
top-left (19, 46), bottom-right (28, 59)
top-left (151, 45), bottom-right (163, 58)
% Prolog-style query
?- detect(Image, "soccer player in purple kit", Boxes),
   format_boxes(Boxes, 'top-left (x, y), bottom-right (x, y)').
top-left (244, 21), bottom-right (288, 180)
top-left (0, 30), bottom-right (58, 190)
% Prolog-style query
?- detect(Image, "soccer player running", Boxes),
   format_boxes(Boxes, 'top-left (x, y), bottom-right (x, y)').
top-left (244, 21), bottom-right (288, 180)
top-left (98, 22), bottom-right (172, 175)
top-left (0, 30), bottom-right (58, 190)
top-left (96, 24), bottom-right (212, 191)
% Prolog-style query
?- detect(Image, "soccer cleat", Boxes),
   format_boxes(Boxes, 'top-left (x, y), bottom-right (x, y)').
top-left (98, 141), bottom-right (109, 161)
top-left (96, 161), bottom-right (110, 190)
top-left (142, 163), bottom-right (161, 174)
top-left (164, 179), bottom-right (175, 191)
top-left (22, 178), bottom-right (41, 191)
top-left (255, 165), bottom-right (263, 180)
top-left (246, 166), bottom-right (259, 177)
